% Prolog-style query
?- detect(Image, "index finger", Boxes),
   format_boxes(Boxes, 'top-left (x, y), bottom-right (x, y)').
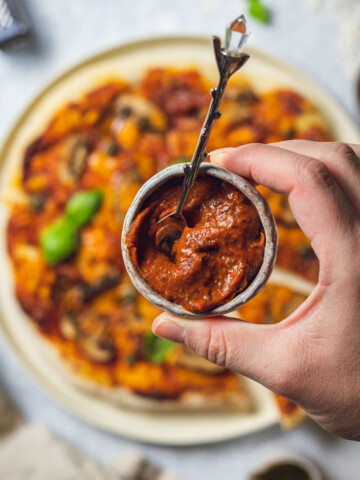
top-left (209, 143), bottom-right (358, 278)
top-left (270, 140), bottom-right (360, 214)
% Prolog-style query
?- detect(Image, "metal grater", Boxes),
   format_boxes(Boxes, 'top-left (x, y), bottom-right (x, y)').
top-left (0, 0), bottom-right (30, 49)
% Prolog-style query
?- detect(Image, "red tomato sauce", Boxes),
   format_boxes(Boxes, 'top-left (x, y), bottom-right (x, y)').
top-left (127, 175), bottom-right (265, 313)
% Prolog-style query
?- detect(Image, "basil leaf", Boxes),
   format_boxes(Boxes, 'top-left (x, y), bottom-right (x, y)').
top-left (40, 217), bottom-right (78, 266)
top-left (248, 0), bottom-right (270, 24)
top-left (66, 190), bottom-right (103, 227)
top-left (143, 331), bottom-right (175, 364)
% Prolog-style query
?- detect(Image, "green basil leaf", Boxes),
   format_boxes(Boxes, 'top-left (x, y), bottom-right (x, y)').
top-left (66, 190), bottom-right (103, 227)
top-left (143, 331), bottom-right (175, 364)
top-left (40, 217), bottom-right (78, 266)
top-left (248, 0), bottom-right (270, 24)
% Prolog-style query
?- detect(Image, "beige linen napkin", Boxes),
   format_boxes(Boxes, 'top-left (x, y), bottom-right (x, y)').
top-left (0, 423), bottom-right (182, 480)
top-left (0, 381), bottom-right (181, 479)
top-left (0, 424), bottom-right (106, 480)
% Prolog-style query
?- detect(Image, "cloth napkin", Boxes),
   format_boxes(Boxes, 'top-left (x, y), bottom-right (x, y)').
top-left (0, 385), bottom-right (181, 480)
top-left (0, 423), bottom-right (182, 480)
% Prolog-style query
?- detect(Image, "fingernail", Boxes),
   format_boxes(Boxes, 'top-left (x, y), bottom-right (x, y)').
top-left (152, 317), bottom-right (185, 345)
top-left (208, 148), bottom-right (233, 165)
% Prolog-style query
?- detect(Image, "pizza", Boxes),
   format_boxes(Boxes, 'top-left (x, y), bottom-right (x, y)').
top-left (237, 283), bottom-right (309, 427)
top-left (5, 67), bottom-right (329, 417)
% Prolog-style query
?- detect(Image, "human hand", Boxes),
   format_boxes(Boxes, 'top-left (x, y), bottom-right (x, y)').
top-left (152, 140), bottom-right (360, 440)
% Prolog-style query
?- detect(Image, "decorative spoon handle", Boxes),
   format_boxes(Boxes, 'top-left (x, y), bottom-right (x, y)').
top-left (175, 16), bottom-right (250, 216)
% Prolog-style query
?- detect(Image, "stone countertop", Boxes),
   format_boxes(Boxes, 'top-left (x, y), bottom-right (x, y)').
top-left (0, 1), bottom-right (359, 479)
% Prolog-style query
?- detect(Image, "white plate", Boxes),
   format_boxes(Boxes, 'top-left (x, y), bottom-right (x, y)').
top-left (0, 36), bottom-right (359, 446)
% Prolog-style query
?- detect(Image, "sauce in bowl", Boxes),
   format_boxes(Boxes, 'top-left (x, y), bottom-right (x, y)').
top-left (126, 174), bottom-right (265, 314)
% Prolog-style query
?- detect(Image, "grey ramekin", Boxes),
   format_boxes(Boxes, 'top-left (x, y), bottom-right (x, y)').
top-left (121, 162), bottom-right (278, 319)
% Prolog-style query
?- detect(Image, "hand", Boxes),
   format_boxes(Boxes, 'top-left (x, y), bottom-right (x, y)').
top-left (152, 140), bottom-right (360, 441)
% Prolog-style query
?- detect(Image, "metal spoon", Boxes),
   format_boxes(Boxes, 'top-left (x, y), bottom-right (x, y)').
top-left (156, 15), bottom-right (251, 257)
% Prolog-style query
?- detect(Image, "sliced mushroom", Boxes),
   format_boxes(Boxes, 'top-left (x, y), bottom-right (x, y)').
top-left (114, 94), bottom-right (165, 132)
top-left (82, 266), bottom-right (121, 301)
top-left (67, 136), bottom-right (91, 178)
top-left (59, 313), bottom-right (79, 340)
top-left (116, 94), bottom-right (158, 119)
top-left (58, 135), bottom-right (91, 184)
top-left (79, 333), bottom-right (117, 364)
top-left (60, 309), bottom-right (117, 363)
top-left (60, 268), bottom-right (121, 309)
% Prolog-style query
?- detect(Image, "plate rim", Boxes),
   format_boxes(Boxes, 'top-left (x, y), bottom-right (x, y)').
top-left (0, 290), bottom-right (280, 445)
top-left (1, 34), bottom-right (359, 164)
top-left (0, 34), bottom-right (358, 445)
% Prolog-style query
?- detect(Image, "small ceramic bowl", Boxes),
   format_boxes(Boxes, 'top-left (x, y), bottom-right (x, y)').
top-left (121, 162), bottom-right (278, 319)
top-left (248, 449), bottom-right (323, 480)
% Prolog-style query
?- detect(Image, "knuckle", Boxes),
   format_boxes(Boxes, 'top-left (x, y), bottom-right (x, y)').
top-left (303, 157), bottom-right (329, 179)
top-left (332, 142), bottom-right (359, 166)
top-left (203, 324), bottom-right (229, 367)
top-left (300, 157), bottom-right (334, 190)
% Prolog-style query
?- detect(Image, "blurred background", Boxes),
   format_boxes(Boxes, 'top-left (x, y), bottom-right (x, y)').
top-left (0, 1), bottom-right (359, 479)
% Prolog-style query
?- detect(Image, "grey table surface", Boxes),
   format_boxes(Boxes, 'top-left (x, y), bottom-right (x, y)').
top-left (0, 1), bottom-right (359, 478)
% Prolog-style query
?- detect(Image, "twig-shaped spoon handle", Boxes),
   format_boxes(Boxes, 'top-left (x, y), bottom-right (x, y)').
top-left (174, 34), bottom-right (250, 216)
top-left (156, 15), bottom-right (251, 257)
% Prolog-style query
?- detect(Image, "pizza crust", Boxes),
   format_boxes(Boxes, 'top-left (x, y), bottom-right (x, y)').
top-left (35, 326), bottom-right (253, 412)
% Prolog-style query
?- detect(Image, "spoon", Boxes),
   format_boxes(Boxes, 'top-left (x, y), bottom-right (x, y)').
top-left (155, 14), bottom-right (251, 257)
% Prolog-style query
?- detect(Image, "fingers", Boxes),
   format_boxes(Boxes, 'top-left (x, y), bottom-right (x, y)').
top-left (152, 312), bottom-right (294, 393)
top-left (209, 143), bottom-right (358, 281)
top-left (271, 140), bottom-right (360, 214)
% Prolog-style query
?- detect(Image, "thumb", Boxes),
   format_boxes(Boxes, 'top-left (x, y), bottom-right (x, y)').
top-left (152, 313), bottom-right (294, 395)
